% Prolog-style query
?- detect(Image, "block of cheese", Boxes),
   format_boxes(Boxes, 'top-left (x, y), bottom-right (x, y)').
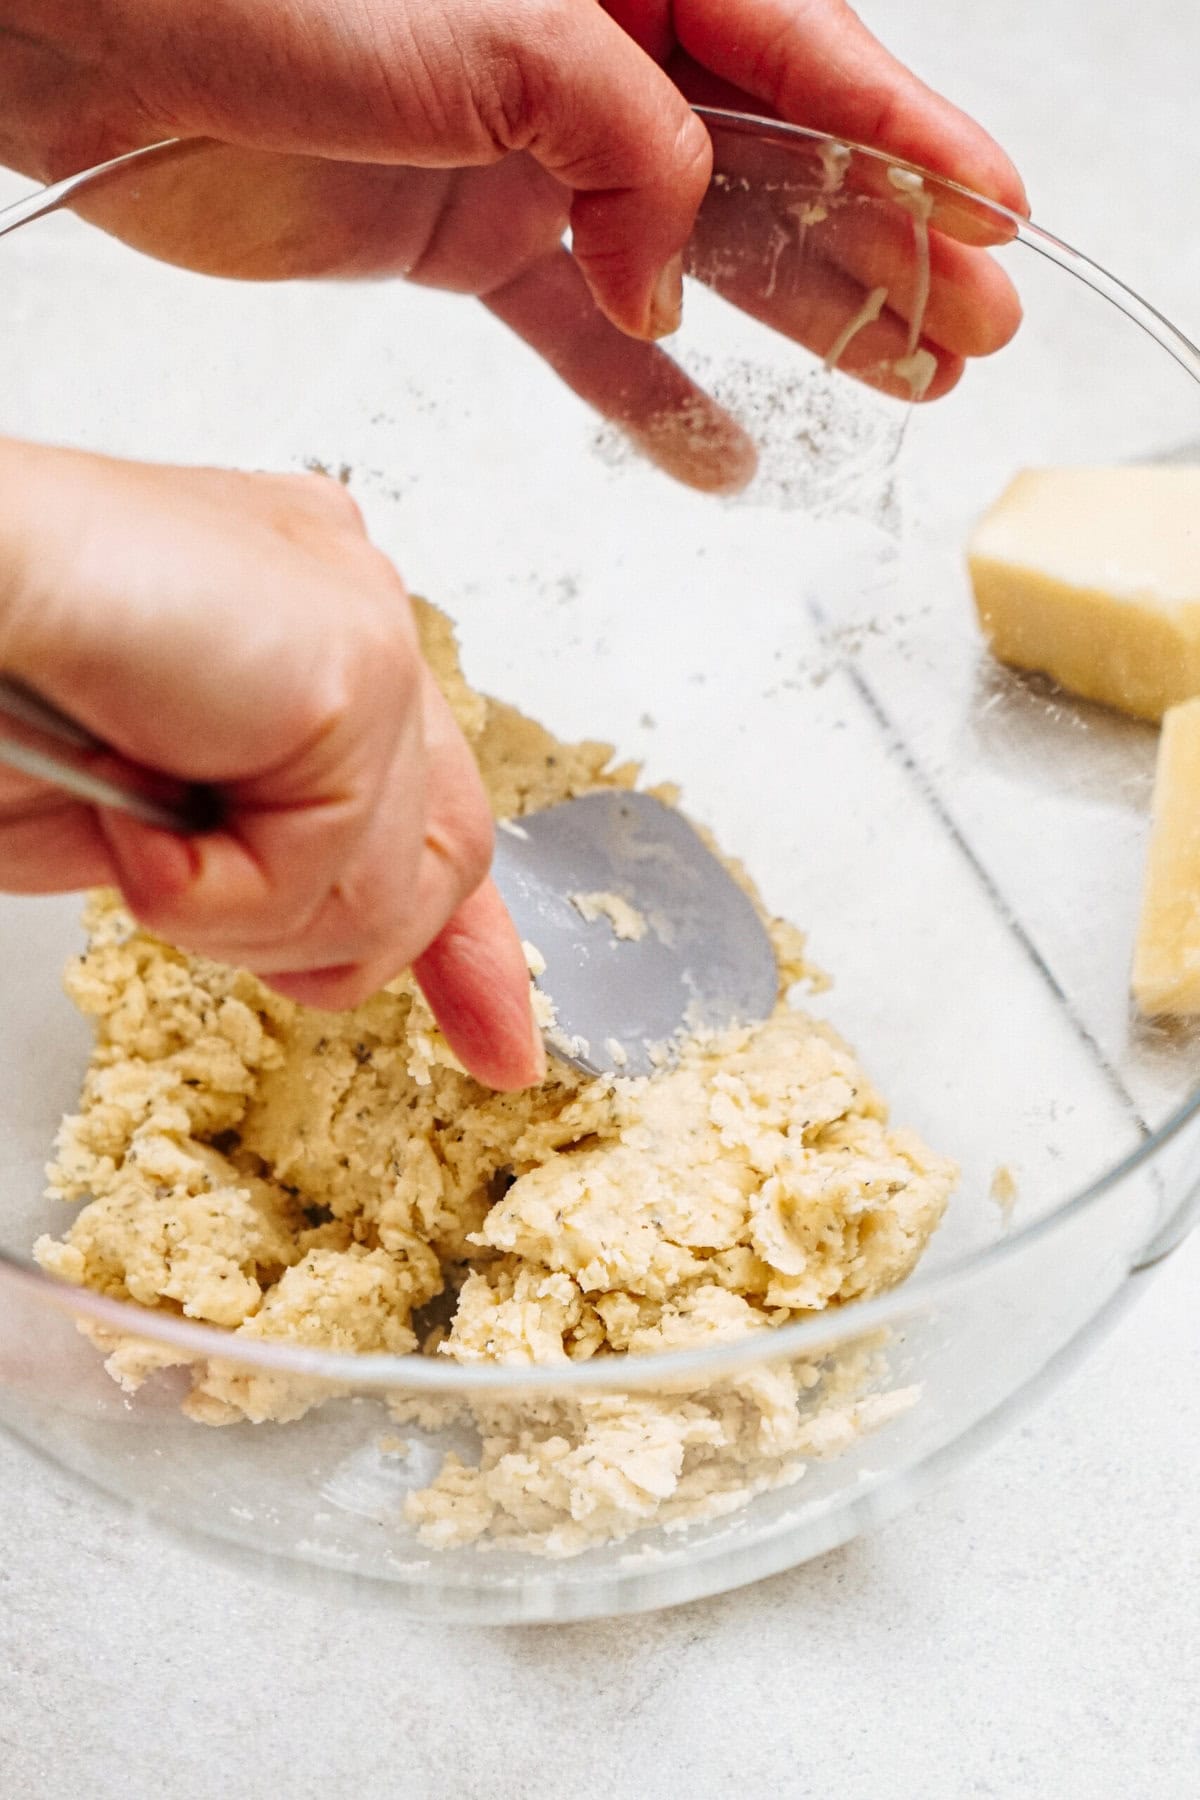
top-left (968, 466), bottom-right (1200, 721)
top-left (1133, 696), bottom-right (1200, 1015)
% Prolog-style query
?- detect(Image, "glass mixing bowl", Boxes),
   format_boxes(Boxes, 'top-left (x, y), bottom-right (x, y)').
top-left (1, 113), bottom-right (1198, 1623)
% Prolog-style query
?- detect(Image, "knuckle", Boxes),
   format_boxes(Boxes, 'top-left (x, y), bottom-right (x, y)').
top-left (307, 830), bottom-right (425, 967)
top-left (747, 17), bottom-right (809, 112)
top-left (296, 588), bottom-right (417, 750)
top-left (358, 606), bottom-right (422, 721)
top-left (673, 111), bottom-right (715, 201)
top-left (121, 889), bottom-right (184, 940)
top-left (328, 879), bottom-right (409, 964)
top-left (358, 540), bottom-right (413, 614)
top-left (265, 963), bottom-right (381, 1013)
top-left (472, 47), bottom-right (538, 153)
top-left (856, 82), bottom-right (906, 159)
top-left (139, 893), bottom-right (307, 959)
top-left (268, 470), bottom-right (367, 538)
top-left (307, 471), bottom-right (366, 528)
top-left (439, 794), bottom-right (496, 898)
top-left (318, 966), bottom-right (385, 1010)
top-left (566, 217), bottom-right (632, 276)
top-left (469, 0), bottom-right (570, 151)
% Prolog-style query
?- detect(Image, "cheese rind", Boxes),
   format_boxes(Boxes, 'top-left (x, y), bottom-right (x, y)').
top-left (1133, 696), bottom-right (1200, 1015)
top-left (968, 467), bottom-right (1200, 722)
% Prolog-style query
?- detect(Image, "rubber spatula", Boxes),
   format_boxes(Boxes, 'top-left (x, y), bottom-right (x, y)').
top-left (0, 677), bottom-right (779, 1077)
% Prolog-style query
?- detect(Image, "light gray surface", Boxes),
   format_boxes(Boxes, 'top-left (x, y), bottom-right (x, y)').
top-left (2, 2), bottom-right (1200, 1794)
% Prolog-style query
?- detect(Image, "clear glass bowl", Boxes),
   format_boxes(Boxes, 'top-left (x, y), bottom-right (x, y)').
top-left (1, 113), bottom-right (1199, 1623)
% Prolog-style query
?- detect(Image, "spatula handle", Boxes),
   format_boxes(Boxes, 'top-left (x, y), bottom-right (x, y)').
top-left (0, 676), bottom-right (223, 833)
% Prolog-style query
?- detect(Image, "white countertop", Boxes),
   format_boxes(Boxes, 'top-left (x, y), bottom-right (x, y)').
top-left (2, 4), bottom-right (1199, 1794)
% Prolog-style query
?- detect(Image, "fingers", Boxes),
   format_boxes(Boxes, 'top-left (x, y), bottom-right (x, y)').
top-left (109, 666), bottom-right (544, 1088)
top-left (684, 205), bottom-right (954, 401)
top-left (105, 630), bottom-right (427, 955)
top-left (468, 0), bottom-right (714, 339)
top-left (804, 203), bottom-right (1022, 359)
top-left (266, 879), bottom-right (546, 1095)
top-left (309, 667), bottom-right (499, 982)
top-left (414, 879), bottom-right (548, 1091)
top-left (0, 786), bottom-right (115, 894)
top-left (130, 0), bottom-right (714, 342)
top-left (483, 196), bottom-right (1011, 491)
top-left (485, 246), bottom-right (758, 492)
top-left (266, 668), bottom-right (498, 983)
top-left (1, 450), bottom-right (420, 956)
top-left (231, 683), bottom-right (546, 1090)
top-left (673, 0), bottom-right (1027, 215)
top-left (0, 442), bottom-right (542, 1088)
top-left (104, 671), bottom-right (474, 973)
top-left (689, 178), bottom-right (1020, 373)
top-left (686, 95), bottom-right (1019, 251)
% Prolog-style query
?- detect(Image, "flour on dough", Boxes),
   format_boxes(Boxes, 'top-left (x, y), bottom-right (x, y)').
top-left (568, 890), bottom-right (648, 941)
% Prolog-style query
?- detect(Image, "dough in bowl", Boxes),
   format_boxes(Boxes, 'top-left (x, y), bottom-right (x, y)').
top-left (35, 602), bottom-right (956, 1555)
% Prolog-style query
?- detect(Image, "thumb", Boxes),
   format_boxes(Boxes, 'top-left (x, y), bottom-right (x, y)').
top-left (413, 877), bottom-right (547, 1091)
top-left (491, 1), bottom-right (713, 338)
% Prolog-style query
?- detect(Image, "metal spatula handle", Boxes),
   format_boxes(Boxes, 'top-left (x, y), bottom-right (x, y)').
top-left (0, 676), bottom-right (222, 832)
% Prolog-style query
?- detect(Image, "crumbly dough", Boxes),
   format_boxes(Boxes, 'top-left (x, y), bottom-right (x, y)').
top-left (35, 601), bottom-right (956, 1554)
top-left (568, 890), bottom-right (648, 941)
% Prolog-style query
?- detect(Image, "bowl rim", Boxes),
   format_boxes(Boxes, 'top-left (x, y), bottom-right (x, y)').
top-left (1, 108), bottom-right (1198, 1396)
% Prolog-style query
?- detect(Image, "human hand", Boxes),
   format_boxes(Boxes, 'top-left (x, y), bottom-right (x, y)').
top-left (4, 2), bottom-right (1024, 487)
top-left (0, 438), bottom-right (543, 1089)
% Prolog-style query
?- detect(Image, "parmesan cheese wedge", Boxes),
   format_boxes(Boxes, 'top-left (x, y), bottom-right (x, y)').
top-left (968, 466), bottom-right (1200, 722)
top-left (1133, 696), bottom-right (1200, 1015)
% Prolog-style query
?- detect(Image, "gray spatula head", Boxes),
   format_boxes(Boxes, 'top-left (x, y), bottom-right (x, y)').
top-left (491, 791), bottom-right (779, 1078)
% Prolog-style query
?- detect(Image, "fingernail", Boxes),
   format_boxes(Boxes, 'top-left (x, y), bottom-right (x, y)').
top-left (648, 253), bottom-right (684, 339)
top-left (529, 1008), bottom-right (548, 1084)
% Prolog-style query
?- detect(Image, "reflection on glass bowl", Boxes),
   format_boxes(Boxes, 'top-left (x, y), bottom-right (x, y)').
top-left (0, 111), bottom-right (1199, 1621)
